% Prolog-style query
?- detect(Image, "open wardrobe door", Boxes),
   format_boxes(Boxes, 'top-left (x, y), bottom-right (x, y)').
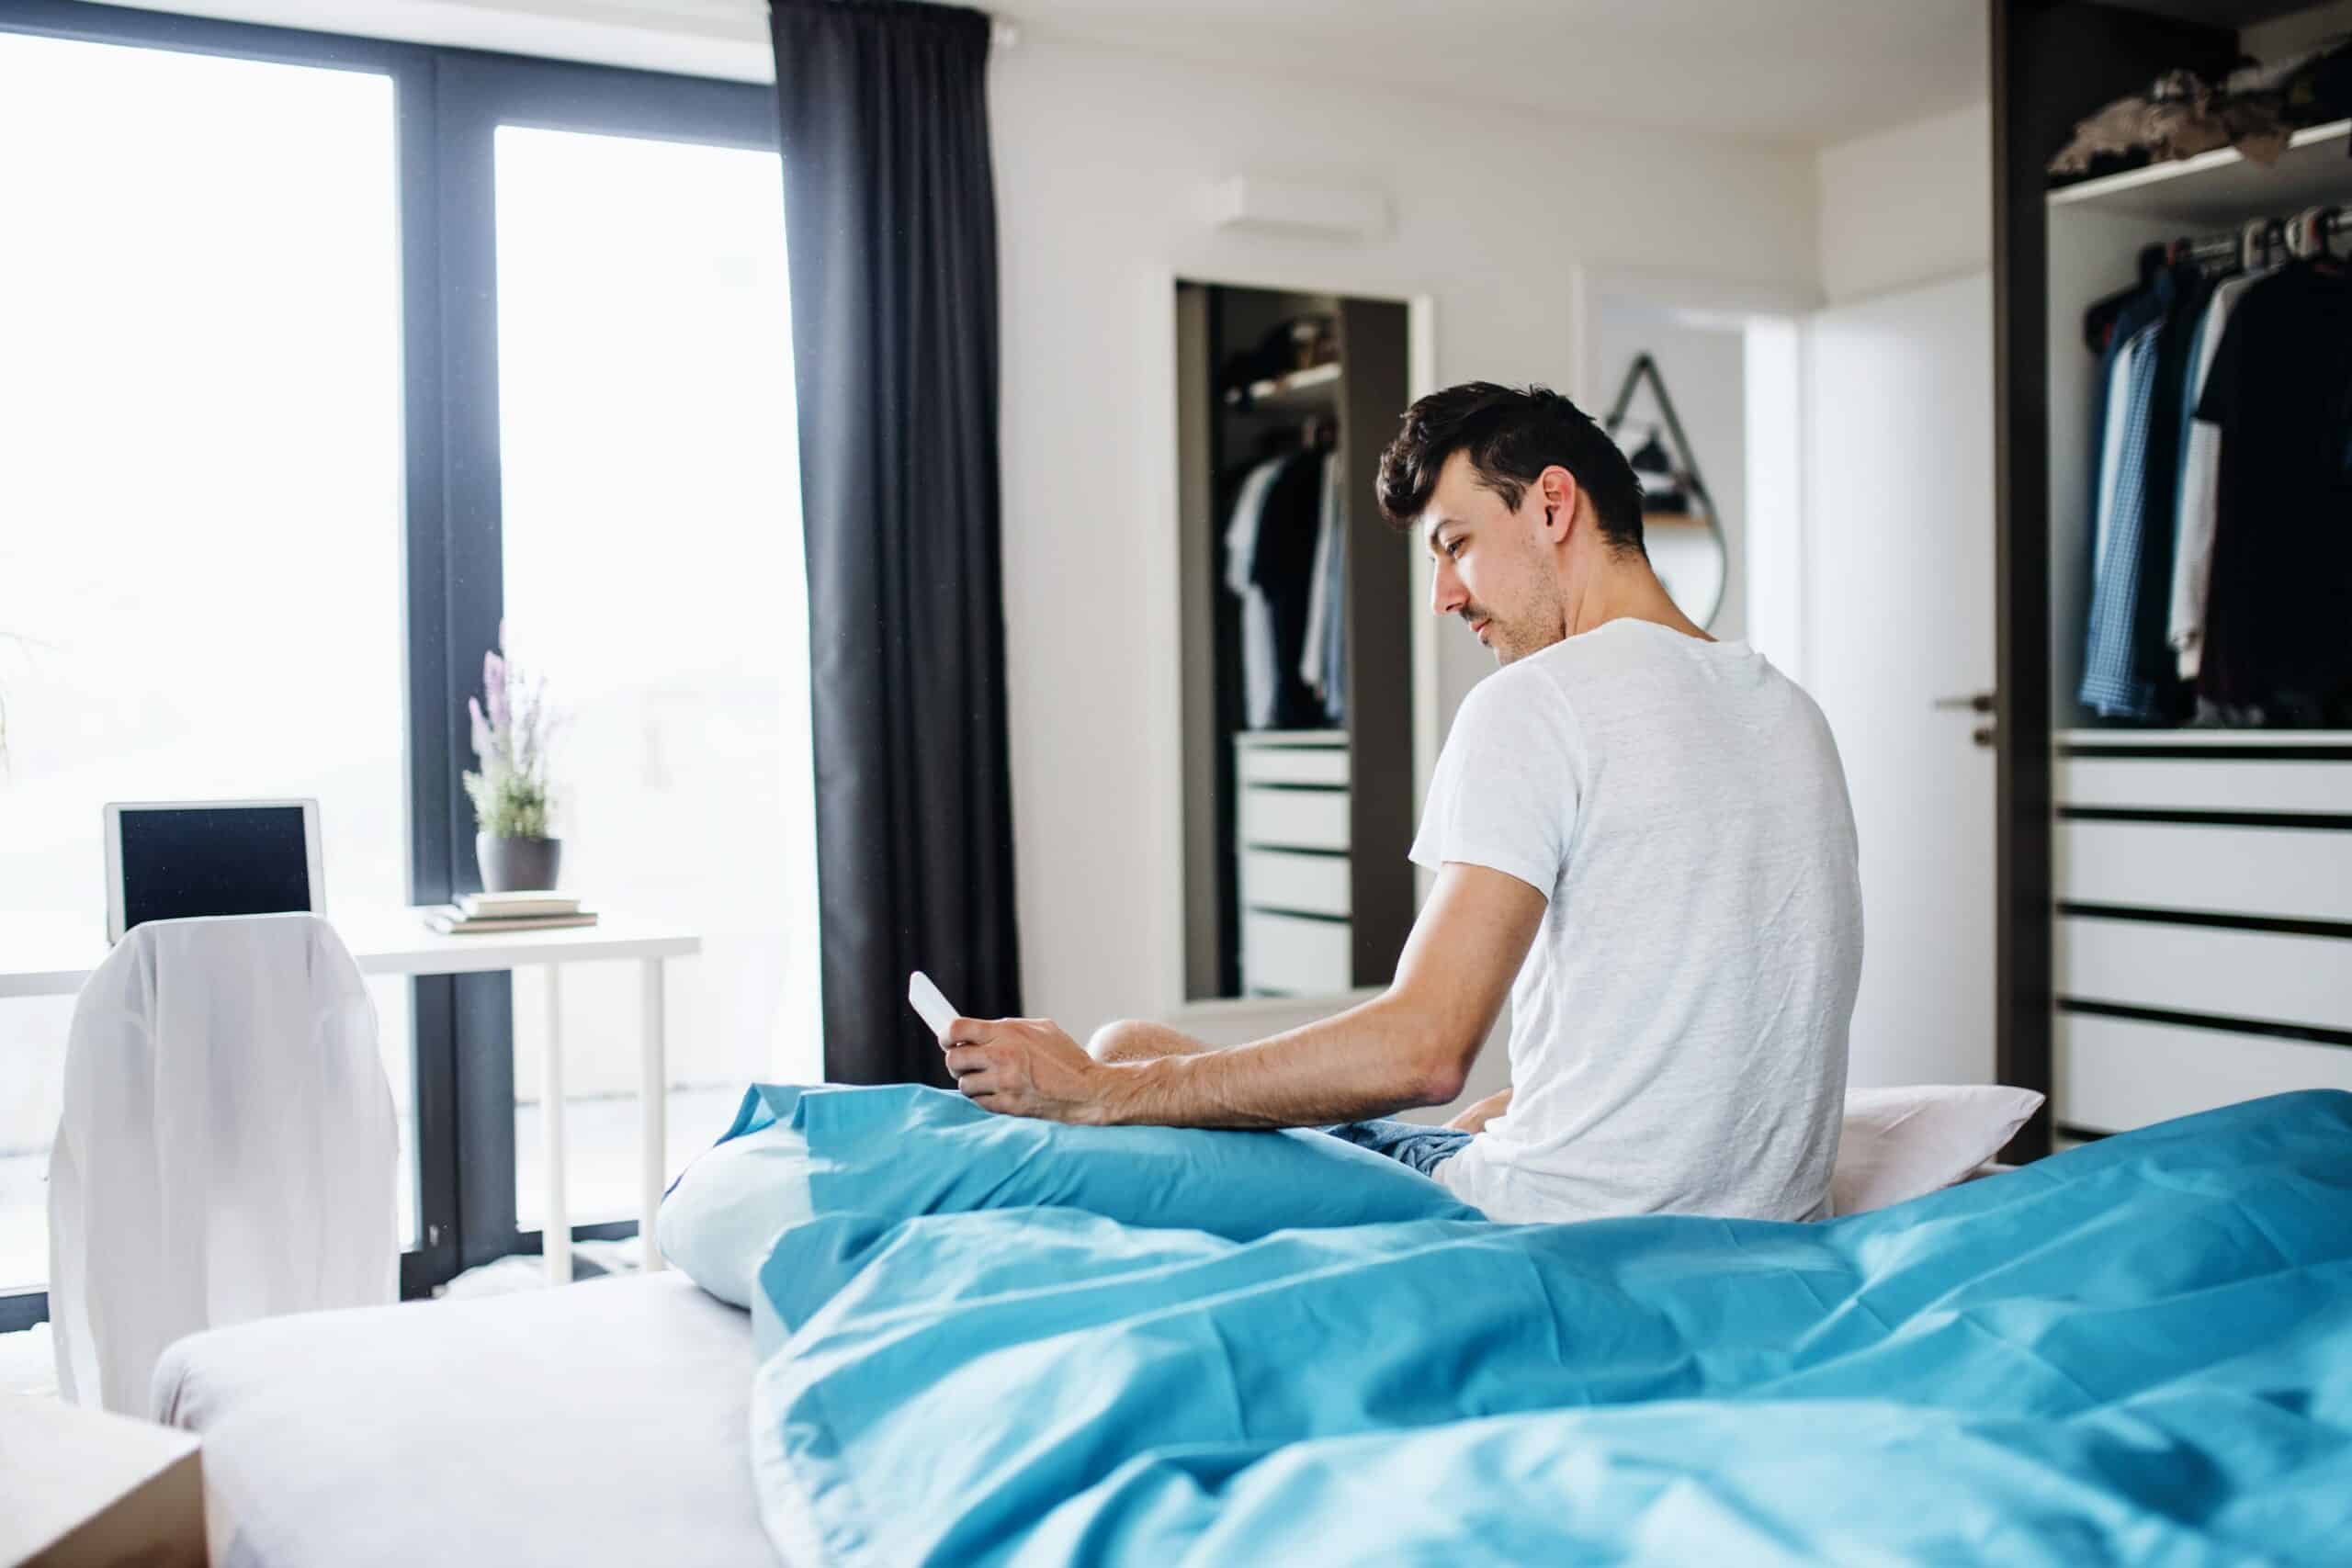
top-left (1804, 272), bottom-right (1999, 1093)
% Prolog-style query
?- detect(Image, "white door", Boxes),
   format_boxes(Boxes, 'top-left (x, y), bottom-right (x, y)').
top-left (1803, 271), bottom-right (1996, 1087)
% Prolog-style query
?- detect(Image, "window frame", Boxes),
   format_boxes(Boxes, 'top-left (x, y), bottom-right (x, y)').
top-left (0, 0), bottom-right (779, 1328)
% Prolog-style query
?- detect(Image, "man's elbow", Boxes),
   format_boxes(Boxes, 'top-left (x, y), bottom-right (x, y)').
top-left (1403, 1047), bottom-right (1471, 1111)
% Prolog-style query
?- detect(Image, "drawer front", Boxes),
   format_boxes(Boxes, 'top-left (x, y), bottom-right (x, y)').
top-left (2057, 916), bottom-right (2352, 1033)
top-left (1240, 848), bottom-right (1351, 918)
top-left (2055, 1011), bottom-right (2352, 1134)
top-left (1240, 908), bottom-right (1352, 996)
top-left (2056, 756), bottom-right (2352, 814)
top-left (1237, 742), bottom-right (1350, 788)
top-left (1238, 785), bottom-right (1350, 852)
top-left (2055, 819), bottom-right (2352, 922)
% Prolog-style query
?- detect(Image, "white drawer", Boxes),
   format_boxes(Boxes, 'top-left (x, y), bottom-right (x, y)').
top-left (2057, 916), bottom-right (2352, 1033)
top-left (1240, 908), bottom-right (1352, 996)
top-left (1237, 742), bottom-right (1350, 787)
top-left (2055, 819), bottom-right (2352, 922)
top-left (1240, 848), bottom-right (1351, 917)
top-left (1239, 785), bottom-right (1350, 852)
top-left (2054, 1011), bottom-right (2352, 1134)
top-left (2057, 756), bottom-right (2352, 814)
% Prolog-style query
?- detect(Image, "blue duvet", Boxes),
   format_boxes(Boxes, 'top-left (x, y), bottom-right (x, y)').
top-left (692, 1089), bottom-right (2352, 1565)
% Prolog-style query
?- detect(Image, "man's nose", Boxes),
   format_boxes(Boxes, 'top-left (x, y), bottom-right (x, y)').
top-left (1430, 558), bottom-right (1467, 617)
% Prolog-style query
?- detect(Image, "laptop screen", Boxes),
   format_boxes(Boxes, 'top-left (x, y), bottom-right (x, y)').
top-left (119, 805), bottom-right (312, 935)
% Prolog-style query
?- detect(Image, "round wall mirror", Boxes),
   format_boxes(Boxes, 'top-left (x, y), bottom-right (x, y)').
top-left (1605, 354), bottom-right (1728, 630)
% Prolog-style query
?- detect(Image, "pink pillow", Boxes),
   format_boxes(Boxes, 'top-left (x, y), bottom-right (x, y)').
top-left (1831, 1085), bottom-right (2045, 1216)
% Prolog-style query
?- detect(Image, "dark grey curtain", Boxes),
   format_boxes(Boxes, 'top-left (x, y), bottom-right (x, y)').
top-left (770, 0), bottom-right (1022, 1086)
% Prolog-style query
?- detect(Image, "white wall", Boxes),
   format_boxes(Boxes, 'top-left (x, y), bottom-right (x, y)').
top-left (989, 35), bottom-right (1819, 1050)
top-left (1816, 101), bottom-right (1992, 305)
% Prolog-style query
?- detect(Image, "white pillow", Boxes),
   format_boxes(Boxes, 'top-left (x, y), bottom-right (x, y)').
top-left (658, 1120), bottom-right (814, 1308)
top-left (1831, 1084), bottom-right (2045, 1216)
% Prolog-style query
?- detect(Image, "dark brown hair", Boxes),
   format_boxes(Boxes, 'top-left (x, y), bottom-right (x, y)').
top-left (1375, 382), bottom-right (1645, 555)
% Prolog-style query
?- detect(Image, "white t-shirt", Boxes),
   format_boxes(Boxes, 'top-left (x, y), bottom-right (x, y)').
top-left (1412, 618), bottom-right (1861, 1225)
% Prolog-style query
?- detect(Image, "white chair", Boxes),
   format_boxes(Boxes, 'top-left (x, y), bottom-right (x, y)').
top-left (48, 912), bottom-right (396, 1414)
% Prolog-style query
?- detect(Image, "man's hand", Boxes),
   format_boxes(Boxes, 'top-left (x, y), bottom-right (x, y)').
top-left (1444, 1086), bottom-right (1511, 1134)
top-left (940, 1015), bottom-right (1112, 1124)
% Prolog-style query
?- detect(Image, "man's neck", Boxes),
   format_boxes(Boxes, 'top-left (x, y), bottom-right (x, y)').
top-left (1562, 556), bottom-right (1713, 643)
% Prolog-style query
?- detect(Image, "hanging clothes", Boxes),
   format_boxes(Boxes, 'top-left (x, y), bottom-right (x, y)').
top-left (2167, 269), bottom-right (2264, 680)
top-left (2192, 261), bottom-right (2352, 719)
top-left (1223, 449), bottom-right (1326, 730)
top-left (2079, 262), bottom-right (2207, 720)
top-left (2080, 321), bottom-right (2166, 716)
top-left (1319, 476), bottom-right (1347, 726)
top-left (1223, 455), bottom-right (1289, 730)
top-left (1299, 451), bottom-right (1348, 724)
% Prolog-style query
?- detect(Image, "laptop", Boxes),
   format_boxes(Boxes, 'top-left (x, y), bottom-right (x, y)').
top-left (102, 798), bottom-right (325, 944)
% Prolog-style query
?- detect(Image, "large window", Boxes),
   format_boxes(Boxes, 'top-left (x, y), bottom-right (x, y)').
top-left (0, 29), bottom-right (415, 1285)
top-left (0, 4), bottom-right (809, 1322)
top-left (492, 125), bottom-right (817, 1227)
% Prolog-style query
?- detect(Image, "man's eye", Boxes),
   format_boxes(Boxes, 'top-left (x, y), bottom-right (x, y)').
top-left (1447, 539), bottom-right (1464, 558)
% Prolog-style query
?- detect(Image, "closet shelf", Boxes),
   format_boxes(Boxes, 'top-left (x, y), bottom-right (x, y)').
top-left (1224, 361), bottom-right (1340, 415)
top-left (2047, 118), bottom-right (2352, 226)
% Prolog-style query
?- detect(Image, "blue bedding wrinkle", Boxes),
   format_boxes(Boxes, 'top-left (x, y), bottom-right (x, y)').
top-left (696, 1089), bottom-right (2352, 1565)
top-left (660, 1081), bottom-right (1477, 1333)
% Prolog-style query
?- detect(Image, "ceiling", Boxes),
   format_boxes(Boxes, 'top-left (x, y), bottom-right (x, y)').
top-left (1004, 0), bottom-right (1991, 148)
top-left (111, 0), bottom-right (1996, 148)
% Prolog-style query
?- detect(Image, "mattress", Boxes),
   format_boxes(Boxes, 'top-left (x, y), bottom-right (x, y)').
top-left (152, 1272), bottom-right (782, 1568)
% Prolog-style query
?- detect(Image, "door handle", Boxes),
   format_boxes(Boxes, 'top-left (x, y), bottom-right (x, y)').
top-left (1932, 691), bottom-right (1996, 714)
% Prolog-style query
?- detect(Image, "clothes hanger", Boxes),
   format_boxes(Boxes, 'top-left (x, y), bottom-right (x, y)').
top-left (2303, 206), bottom-right (2341, 267)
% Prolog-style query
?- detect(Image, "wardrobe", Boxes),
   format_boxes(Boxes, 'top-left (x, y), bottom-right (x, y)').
top-left (1171, 283), bottom-right (1414, 1002)
top-left (1996, 0), bottom-right (2352, 1158)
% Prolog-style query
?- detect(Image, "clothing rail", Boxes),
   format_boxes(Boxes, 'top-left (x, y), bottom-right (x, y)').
top-left (2176, 208), bottom-right (2351, 268)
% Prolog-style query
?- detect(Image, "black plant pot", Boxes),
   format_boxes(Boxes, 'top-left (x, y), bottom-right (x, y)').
top-left (477, 833), bottom-right (562, 894)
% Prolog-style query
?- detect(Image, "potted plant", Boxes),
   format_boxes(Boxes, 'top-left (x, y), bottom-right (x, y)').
top-left (465, 632), bottom-right (564, 893)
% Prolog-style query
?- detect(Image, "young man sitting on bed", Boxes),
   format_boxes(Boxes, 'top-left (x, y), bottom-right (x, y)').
top-left (939, 382), bottom-right (1864, 1224)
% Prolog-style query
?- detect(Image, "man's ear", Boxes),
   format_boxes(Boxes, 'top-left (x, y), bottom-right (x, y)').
top-left (1539, 466), bottom-right (1581, 542)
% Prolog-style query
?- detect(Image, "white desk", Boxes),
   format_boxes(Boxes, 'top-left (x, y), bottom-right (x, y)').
top-left (0, 909), bottom-right (700, 1287)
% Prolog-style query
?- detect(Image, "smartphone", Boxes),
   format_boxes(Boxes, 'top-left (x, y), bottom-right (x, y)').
top-left (908, 970), bottom-right (958, 1037)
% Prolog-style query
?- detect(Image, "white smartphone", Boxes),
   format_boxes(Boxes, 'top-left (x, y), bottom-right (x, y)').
top-left (908, 970), bottom-right (959, 1037)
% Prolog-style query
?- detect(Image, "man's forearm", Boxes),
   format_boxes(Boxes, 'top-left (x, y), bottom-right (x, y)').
top-left (1088, 1019), bottom-right (1217, 1065)
top-left (1090, 992), bottom-right (1465, 1129)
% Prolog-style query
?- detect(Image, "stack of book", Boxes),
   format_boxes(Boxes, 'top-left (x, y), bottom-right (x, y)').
top-left (421, 891), bottom-right (599, 935)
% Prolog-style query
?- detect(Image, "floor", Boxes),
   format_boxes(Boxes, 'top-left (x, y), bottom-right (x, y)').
top-left (0, 1084), bottom-right (741, 1404)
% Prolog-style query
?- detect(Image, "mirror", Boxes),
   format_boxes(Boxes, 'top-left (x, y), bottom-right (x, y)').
top-left (1588, 292), bottom-right (1745, 636)
top-left (1604, 354), bottom-right (1729, 630)
top-left (1173, 281), bottom-right (1415, 1002)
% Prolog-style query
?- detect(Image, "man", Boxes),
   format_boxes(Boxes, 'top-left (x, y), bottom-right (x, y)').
top-left (940, 382), bottom-right (1862, 1224)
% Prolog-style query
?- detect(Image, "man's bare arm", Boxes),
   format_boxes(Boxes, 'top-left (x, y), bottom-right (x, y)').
top-left (1087, 1019), bottom-right (1216, 1065)
top-left (1087, 863), bottom-right (1544, 1127)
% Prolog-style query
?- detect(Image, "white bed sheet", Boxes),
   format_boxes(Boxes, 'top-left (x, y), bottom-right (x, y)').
top-left (153, 1272), bottom-right (786, 1568)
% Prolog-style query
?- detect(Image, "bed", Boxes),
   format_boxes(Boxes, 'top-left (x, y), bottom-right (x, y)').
top-left (153, 1271), bottom-right (779, 1568)
top-left (155, 1084), bottom-right (2352, 1566)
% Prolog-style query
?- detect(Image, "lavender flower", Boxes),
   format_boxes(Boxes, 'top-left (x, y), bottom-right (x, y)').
top-left (461, 632), bottom-right (560, 840)
top-left (483, 649), bottom-right (511, 740)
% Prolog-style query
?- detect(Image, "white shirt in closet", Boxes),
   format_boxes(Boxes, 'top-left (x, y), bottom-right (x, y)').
top-left (2168, 272), bottom-right (2260, 680)
top-left (1412, 618), bottom-right (1863, 1225)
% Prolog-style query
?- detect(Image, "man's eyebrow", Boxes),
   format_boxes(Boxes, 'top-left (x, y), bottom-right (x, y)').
top-left (1425, 515), bottom-right (1464, 550)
